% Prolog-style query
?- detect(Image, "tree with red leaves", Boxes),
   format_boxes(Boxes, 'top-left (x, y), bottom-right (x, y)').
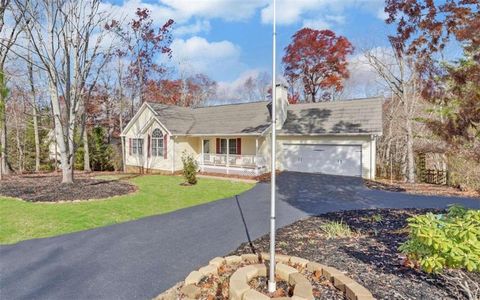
top-left (109, 8), bottom-right (174, 111)
top-left (144, 73), bottom-right (217, 107)
top-left (282, 28), bottom-right (354, 102)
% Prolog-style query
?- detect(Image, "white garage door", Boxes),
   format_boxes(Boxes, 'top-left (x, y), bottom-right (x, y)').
top-left (282, 144), bottom-right (362, 176)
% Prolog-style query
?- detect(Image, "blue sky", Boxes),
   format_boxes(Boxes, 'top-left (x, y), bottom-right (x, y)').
top-left (103, 0), bottom-right (396, 96)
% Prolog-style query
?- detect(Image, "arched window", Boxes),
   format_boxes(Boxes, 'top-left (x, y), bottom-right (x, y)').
top-left (152, 129), bottom-right (164, 157)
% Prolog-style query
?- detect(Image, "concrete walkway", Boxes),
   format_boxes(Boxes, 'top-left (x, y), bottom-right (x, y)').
top-left (1, 172), bottom-right (478, 300)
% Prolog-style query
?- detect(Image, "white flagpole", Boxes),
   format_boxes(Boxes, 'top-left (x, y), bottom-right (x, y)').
top-left (268, 0), bottom-right (277, 293)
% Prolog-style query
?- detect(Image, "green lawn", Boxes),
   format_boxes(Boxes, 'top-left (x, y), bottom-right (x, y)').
top-left (0, 175), bottom-right (254, 245)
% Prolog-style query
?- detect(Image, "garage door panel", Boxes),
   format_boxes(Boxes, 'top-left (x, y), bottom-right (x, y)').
top-left (283, 144), bottom-right (361, 176)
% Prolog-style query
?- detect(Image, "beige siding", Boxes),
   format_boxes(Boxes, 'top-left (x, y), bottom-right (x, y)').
top-left (124, 106), bottom-right (174, 171)
top-left (258, 135), bottom-right (376, 179)
top-left (173, 136), bottom-right (201, 170)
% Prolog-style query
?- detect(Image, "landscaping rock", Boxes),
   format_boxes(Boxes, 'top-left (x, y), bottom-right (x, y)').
top-left (289, 272), bottom-right (310, 286)
top-left (322, 266), bottom-right (343, 281)
top-left (294, 282), bottom-right (314, 300)
top-left (209, 257), bottom-right (225, 268)
top-left (345, 282), bottom-right (375, 300)
top-left (333, 275), bottom-right (356, 292)
top-left (184, 271), bottom-right (203, 285)
top-left (290, 256), bottom-right (309, 268)
top-left (225, 255), bottom-right (242, 265)
top-left (306, 262), bottom-right (325, 273)
top-left (276, 263), bottom-right (298, 281)
top-left (241, 253), bottom-right (259, 263)
top-left (180, 284), bottom-right (201, 298)
top-left (242, 289), bottom-right (270, 300)
top-left (198, 264), bottom-right (217, 276)
top-left (229, 278), bottom-right (250, 300)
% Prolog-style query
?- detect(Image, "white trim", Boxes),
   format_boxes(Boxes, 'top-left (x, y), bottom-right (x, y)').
top-left (120, 103), bottom-right (149, 136)
top-left (121, 102), bottom-right (173, 137)
top-left (276, 132), bottom-right (382, 137)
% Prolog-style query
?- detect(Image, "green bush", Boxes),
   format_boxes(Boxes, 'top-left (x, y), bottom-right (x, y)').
top-left (399, 205), bottom-right (480, 273)
top-left (181, 151), bottom-right (198, 185)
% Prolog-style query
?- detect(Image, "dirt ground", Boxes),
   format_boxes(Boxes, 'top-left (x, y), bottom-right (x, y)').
top-left (232, 209), bottom-right (480, 300)
top-left (0, 172), bottom-right (136, 202)
top-left (365, 178), bottom-right (480, 198)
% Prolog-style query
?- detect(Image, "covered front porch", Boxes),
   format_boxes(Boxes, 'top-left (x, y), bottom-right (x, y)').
top-left (196, 136), bottom-right (267, 176)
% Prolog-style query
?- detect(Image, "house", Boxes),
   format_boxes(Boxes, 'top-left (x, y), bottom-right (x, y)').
top-left (120, 85), bottom-right (383, 179)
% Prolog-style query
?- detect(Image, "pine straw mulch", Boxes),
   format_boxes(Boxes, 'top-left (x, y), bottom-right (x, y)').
top-left (364, 179), bottom-right (480, 198)
top-left (0, 173), bottom-right (136, 202)
top-left (231, 209), bottom-right (480, 300)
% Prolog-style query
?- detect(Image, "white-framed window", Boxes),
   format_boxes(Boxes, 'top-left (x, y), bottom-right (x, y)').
top-left (203, 139), bottom-right (210, 154)
top-left (218, 138), bottom-right (238, 154)
top-left (132, 138), bottom-right (143, 155)
top-left (152, 129), bottom-right (164, 157)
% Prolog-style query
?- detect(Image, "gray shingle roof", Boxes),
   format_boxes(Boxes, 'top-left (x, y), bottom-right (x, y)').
top-left (147, 101), bottom-right (271, 135)
top-left (279, 98), bottom-right (383, 135)
top-left (146, 97), bottom-right (383, 136)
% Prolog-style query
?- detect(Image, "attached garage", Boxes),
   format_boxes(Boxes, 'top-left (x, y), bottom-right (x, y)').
top-left (282, 144), bottom-right (362, 176)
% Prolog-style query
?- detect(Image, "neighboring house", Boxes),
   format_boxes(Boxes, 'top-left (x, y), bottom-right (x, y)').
top-left (120, 85), bottom-right (383, 179)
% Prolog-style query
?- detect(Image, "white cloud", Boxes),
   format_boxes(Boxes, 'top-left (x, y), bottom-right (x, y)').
top-left (302, 19), bottom-right (331, 30)
top-left (340, 47), bottom-right (394, 98)
top-left (174, 20), bottom-right (211, 36)
top-left (261, 0), bottom-right (386, 25)
top-left (171, 36), bottom-right (243, 78)
top-left (376, 7), bottom-right (389, 21)
top-left (160, 0), bottom-right (268, 22)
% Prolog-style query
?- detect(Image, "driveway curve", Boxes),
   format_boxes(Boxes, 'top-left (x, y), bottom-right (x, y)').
top-left (1, 172), bottom-right (478, 300)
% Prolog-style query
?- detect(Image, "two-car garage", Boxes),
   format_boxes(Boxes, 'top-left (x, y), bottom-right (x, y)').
top-left (275, 135), bottom-right (376, 179)
top-left (282, 144), bottom-right (362, 177)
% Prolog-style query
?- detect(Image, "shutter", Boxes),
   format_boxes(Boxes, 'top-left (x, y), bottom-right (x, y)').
top-left (147, 135), bottom-right (151, 158)
top-left (216, 138), bottom-right (220, 154)
top-left (129, 138), bottom-right (132, 155)
top-left (237, 138), bottom-right (241, 155)
top-left (163, 134), bottom-right (168, 159)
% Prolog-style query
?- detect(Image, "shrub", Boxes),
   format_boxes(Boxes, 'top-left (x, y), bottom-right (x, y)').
top-left (399, 205), bottom-right (480, 273)
top-left (320, 220), bottom-right (353, 239)
top-left (181, 151), bottom-right (198, 185)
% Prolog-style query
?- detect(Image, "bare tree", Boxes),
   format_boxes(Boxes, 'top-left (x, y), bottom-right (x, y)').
top-left (26, 48), bottom-right (41, 171)
top-left (19, 0), bottom-right (112, 183)
top-left (0, 0), bottom-right (25, 178)
top-left (365, 45), bottom-right (422, 183)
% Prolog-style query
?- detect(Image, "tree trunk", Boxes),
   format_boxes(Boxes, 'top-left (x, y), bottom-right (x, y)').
top-left (62, 162), bottom-right (74, 183)
top-left (405, 118), bottom-right (415, 183)
top-left (33, 104), bottom-right (40, 172)
top-left (83, 127), bottom-right (91, 172)
top-left (29, 60), bottom-right (41, 172)
top-left (0, 115), bottom-right (8, 175)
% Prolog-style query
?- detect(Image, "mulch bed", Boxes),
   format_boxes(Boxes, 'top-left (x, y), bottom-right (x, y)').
top-left (0, 173), bottom-right (136, 202)
top-left (231, 209), bottom-right (480, 300)
top-left (365, 179), bottom-right (480, 198)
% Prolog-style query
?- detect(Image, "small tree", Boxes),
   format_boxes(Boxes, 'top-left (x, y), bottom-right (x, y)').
top-left (283, 28), bottom-right (354, 102)
top-left (181, 150), bottom-right (198, 185)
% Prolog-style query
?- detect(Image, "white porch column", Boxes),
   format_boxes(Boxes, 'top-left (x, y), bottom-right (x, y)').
top-left (226, 138), bottom-right (230, 174)
top-left (201, 139), bottom-right (204, 172)
top-left (255, 137), bottom-right (259, 170)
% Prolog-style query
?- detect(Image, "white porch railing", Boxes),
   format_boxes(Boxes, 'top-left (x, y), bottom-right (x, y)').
top-left (197, 153), bottom-right (267, 176)
top-left (198, 153), bottom-right (266, 168)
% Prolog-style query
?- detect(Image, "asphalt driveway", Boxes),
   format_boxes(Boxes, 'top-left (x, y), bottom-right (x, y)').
top-left (1, 172), bottom-right (478, 300)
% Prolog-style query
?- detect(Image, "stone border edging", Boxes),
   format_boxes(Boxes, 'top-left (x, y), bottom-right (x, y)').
top-left (179, 253), bottom-right (375, 300)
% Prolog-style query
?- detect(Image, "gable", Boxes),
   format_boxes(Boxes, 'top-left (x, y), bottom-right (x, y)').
top-left (121, 103), bottom-right (171, 137)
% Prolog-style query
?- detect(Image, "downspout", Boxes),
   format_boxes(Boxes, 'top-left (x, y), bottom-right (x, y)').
top-left (122, 136), bottom-right (126, 173)
top-left (226, 138), bottom-right (230, 175)
top-left (171, 136), bottom-right (175, 174)
top-left (370, 135), bottom-right (375, 180)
